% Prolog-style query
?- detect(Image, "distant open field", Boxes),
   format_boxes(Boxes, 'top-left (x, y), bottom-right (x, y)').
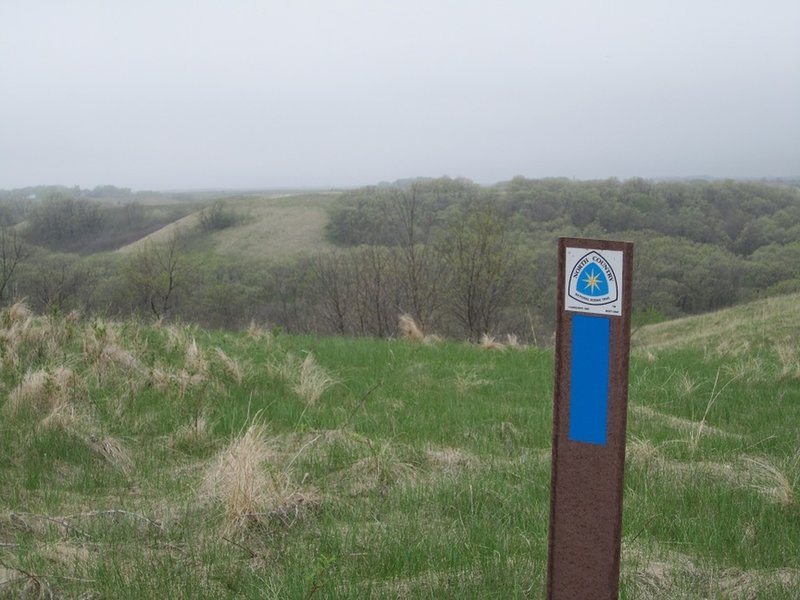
top-left (117, 193), bottom-right (338, 259)
top-left (0, 296), bottom-right (798, 597)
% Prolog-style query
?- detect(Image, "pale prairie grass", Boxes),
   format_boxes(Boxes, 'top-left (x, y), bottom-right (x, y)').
top-left (6, 366), bottom-right (76, 416)
top-left (213, 347), bottom-right (243, 383)
top-left (163, 324), bottom-right (188, 352)
top-left (86, 435), bottom-right (133, 473)
top-left (628, 438), bottom-right (796, 505)
top-left (171, 416), bottom-right (213, 450)
top-left (398, 313), bottom-right (425, 342)
top-left (397, 314), bottom-right (441, 344)
top-left (6, 300), bottom-right (32, 324)
top-left (38, 400), bottom-right (91, 434)
top-left (294, 353), bottom-right (336, 406)
top-left (689, 368), bottom-right (739, 453)
top-left (741, 455), bottom-right (797, 507)
top-left (203, 423), bottom-right (312, 536)
top-left (674, 372), bottom-right (699, 398)
top-left (505, 333), bottom-right (525, 350)
top-left (42, 541), bottom-right (92, 567)
top-left (98, 343), bottom-right (142, 373)
top-left (185, 338), bottom-right (208, 376)
top-left (176, 369), bottom-right (208, 399)
top-left (337, 451), bottom-right (417, 496)
top-left (454, 368), bottom-right (490, 394)
top-left (723, 357), bottom-right (768, 384)
top-left (479, 334), bottom-right (505, 351)
top-left (425, 446), bottom-right (479, 476)
top-left (268, 351), bottom-right (336, 405)
top-left (622, 540), bottom-right (699, 600)
top-left (1, 316), bottom-right (55, 369)
top-left (774, 338), bottom-right (800, 379)
top-left (717, 568), bottom-right (800, 599)
top-left (203, 423), bottom-right (276, 535)
top-left (246, 319), bottom-right (272, 340)
top-left (149, 367), bottom-right (175, 391)
top-left (631, 406), bottom-right (740, 440)
top-left (267, 351), bottom-right (300, 382)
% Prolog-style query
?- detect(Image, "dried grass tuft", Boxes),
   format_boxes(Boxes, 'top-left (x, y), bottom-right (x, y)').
top-left (398, 314), bottom-right (426, 342)
top-left (185, 338), bottom-right (208, 375)
top-left (171, 416), bottom-right (213, 451)
top-left (6, 301), bottom-right (32, 324)
top-left (246, 319), bottom-right (272, 340)
top-left (1, 315), bottom-right (57, 369)
top-left (163, 324), bottom-right (187, 352)
top-left (99, 343), bottom-right (142, 373)
top-left (269, 351), bottom-right (336, 405)
top-left (774, 338), bottom-right (800, 380)
top-left (632, 406), bottom-right (740, 440)
top-left (479, 334), bottom-right (505, 351)
top-left (213, 347), bottom-right (243, 383)
top-left (742, 455), bottom-right (796, 507)
top-left (87, 435), bottom-right (133, 472)
top-left (294, 353), bottom-right (336, 406)
top-left (426, 447), bottom-right (479, 475)
top-left (454, 368), bottom-right (490, 394)
top-left (203, 423), bottom-right (309, 536)
top-left (505, 333), bottom-right (526, 350)
top-left (6, 366), bottom-right (76, 416)
top-left (337, 452), bottom-right (417, 496)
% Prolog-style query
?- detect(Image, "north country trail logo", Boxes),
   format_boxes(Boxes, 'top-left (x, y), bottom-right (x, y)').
top-left (565, 248), bottom-right (623, 316)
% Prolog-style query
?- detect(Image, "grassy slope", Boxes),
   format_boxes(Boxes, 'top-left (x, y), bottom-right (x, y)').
top-left (0, 298), bottom-right (798, 598)
top-left (116, 193), bottom-right (338, 259)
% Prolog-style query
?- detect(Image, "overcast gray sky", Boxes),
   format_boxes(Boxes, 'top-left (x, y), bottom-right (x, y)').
top-left (1, 0), bottom-right (798, 190)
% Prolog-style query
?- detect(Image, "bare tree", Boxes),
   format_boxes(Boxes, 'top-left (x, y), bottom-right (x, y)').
top-left (313, 251), bottom-right (355, 334)
top-left (126, 230), bottom-right (186, 319)
top-left (436, 200), bottom-right (520, 339)
top-left (0, 224), bottom-right (28, 304)
top-left (387, 184), bottom-right (441, 329)
top-left (26, 254), bottom-right (93, 313)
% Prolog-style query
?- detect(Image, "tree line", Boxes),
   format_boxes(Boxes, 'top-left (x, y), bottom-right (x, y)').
top-left (1, 176), bottom-right (799, 343)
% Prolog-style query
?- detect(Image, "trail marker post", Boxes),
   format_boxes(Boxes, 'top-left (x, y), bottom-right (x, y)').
top-left (547, 237), bottom-right (633, 600)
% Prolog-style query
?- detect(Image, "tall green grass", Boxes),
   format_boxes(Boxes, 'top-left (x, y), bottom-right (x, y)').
top-left (0, 298), bottom-right (798, 598)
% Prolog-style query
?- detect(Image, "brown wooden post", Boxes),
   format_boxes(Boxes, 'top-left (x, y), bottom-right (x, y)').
top-left (547, 237), bottom-right (633, 600)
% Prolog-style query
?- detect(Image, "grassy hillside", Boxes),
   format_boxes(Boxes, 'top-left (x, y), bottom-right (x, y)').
top-left (0, 299), bottom-right (798, 598)
top-left (633, 293), bottom-right (800, 357)
top-left (117, 193), bottom-right (338, 259)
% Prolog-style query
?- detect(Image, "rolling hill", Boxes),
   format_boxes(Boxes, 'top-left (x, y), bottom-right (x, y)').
top-left (116, 193), bottom-right (338, 259)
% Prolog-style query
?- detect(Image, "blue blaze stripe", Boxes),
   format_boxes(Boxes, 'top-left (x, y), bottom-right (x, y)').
top-left (568, 314), bottom-right (610, 446)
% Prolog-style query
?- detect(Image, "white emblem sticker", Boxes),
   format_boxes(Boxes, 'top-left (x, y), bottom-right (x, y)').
top-left (565, 248), bottom-right (624, 316)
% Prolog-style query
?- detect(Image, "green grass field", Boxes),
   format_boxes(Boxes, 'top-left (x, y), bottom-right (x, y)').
top-left (0, 297), bottom-right (798, 598)
top-left (117, 193), bottom-right (338, 259)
